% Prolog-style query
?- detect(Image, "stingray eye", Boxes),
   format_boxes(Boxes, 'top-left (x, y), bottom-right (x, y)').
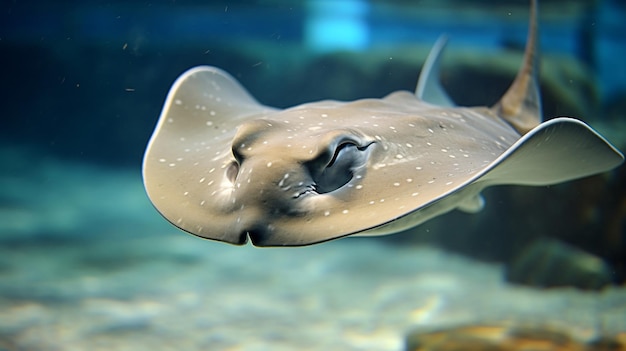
top-left (313, 141), bottom-right (370, 193)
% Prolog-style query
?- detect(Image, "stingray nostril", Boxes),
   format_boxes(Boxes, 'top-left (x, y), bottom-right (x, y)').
top-left (226, 161), bottom-right (240, 183)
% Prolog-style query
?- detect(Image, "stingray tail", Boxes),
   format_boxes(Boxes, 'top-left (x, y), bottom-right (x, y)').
top-left (492, 0), bottom-right (541, 135)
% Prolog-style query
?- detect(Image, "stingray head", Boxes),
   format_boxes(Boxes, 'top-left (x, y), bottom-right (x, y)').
top-left (222, 115), bottom-right (381, 245)
top-left (143, 67), bottom-right (392, 246)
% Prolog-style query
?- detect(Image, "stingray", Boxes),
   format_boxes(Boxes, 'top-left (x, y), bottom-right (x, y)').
top-left (142, 0), bottom-right (623, 247)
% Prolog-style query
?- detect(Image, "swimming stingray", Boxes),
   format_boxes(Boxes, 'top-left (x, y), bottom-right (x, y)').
top-left (143, 0), bottom-right (623, 246)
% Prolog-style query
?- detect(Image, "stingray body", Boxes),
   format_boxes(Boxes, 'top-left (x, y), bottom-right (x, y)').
top-left (143, 0), bottom-right (623, 246)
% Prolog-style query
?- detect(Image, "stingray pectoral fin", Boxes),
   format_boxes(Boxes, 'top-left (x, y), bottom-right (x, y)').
top-left (482, 117), bottom-right (624, 186)
top-left (142, 66), bottom-right (276, 245)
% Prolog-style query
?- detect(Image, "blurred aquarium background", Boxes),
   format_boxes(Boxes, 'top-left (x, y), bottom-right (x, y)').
top-left (1, 0), bottom-right (626, 350)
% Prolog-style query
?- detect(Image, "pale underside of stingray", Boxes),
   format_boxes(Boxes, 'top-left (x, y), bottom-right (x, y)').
top-left (142, 0), bottom-right (623, 247)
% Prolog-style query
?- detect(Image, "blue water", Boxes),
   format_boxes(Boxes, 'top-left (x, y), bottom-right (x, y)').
top-left (1, 1), bottom-right (625, 349)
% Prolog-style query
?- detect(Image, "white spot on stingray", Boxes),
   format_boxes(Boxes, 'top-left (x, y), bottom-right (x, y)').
top-left (427, 179), bottom-right (435, 184)
top-left (369, 200), bottom-right (375, 205)
top-left (356, 185), bottom-right (363, 190)
top-left (428, 128), bottom-right (434, 134)
top-left (169, 163), bottom-right (176, 167)
top-left (183, 191), bottom-right (189, 196)
top-left (406, 143), bottom-right (413, 148)
top-left (267, 162), bottom-right (273, 168)
top-left (158, 158), bottom-right (166, 163)
top-left (174, 99), bottom-right (182, 105)
top-left (449, 155), bottom-right (456, 158)
top-left (446, 181), bottom-right (453, 185)
top-left (411, 192), bottom-right (419, 197)
top-left (200, 200), bottom-right (206, 206)
top-left (393, 182), bottom-right (400, 187)
top-left (324, 210), bottom-right (331, 216)
top-left (209, 168), bottom-right (216, 173)
top-left (209, 110), bottom-right (216, 116)
top-left (395, 154), bottom-right (403, 159)
top-left (199, 177), bottom-right (206, 183)
top-left (441, 149), bottom-right (448, 153)
top-left (416, 166), bottom-right (423, 171)
top-left (342, 209), bottom-right (349, 214)
top-left (406, 178), bottom-right (413, 183)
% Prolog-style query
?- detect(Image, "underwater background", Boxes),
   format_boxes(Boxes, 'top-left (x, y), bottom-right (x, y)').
top-left (1, 0), bottom-right (626, 350)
